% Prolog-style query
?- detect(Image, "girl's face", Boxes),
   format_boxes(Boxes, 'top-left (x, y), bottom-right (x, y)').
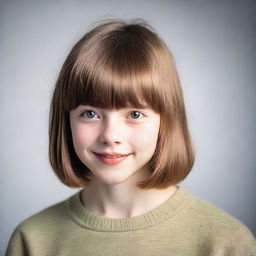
top-left (69, 104), bottom-right (160, 186)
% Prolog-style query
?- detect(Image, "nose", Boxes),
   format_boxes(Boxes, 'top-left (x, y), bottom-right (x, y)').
top-left (99, 118), bottom-right (124, 145)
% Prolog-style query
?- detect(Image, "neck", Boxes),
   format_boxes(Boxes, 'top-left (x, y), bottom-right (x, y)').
top-left (81, 177), bottom-right (178, 218)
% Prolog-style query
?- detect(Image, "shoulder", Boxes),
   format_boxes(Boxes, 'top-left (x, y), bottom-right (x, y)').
top-left (5, 192), bottom-right (80, 255)
top-left (11, 192), bottom-right (77, 237)
top-left (186, 190), bottom-right (251, 231)
top-left (179, 188), bottom-right (256, 254)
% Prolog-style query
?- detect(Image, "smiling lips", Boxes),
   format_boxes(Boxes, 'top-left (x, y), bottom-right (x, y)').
top-left (93, 152), bottom-right (131, 165)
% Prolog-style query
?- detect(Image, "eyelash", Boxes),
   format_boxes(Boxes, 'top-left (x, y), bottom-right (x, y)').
top-left (80, 110), bottom-right (146, 120)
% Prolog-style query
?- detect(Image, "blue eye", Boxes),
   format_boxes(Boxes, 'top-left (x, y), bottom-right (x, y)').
top-left (82, 110), bottom-right (99, 119)
top-left (130, 111), bottom-right (143, 119)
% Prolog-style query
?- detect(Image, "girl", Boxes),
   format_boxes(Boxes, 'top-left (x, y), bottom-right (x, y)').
top-left (6, 18), bottom-right (256, 256)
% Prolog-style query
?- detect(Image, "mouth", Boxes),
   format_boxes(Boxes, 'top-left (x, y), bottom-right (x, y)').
top-left (93, 152), bottom-right (132, 165)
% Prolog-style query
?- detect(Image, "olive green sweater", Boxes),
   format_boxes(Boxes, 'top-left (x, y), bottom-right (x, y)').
top-left (5, 187), bottom-right (256, 256)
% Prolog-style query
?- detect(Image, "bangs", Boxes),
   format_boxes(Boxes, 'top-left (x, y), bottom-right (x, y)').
top-left (62, 24), bottom-right (166, 113)
top-left (65, 61), bottom-right (162, 112)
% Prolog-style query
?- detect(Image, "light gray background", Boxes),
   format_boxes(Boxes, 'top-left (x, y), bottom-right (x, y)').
top-left (1, 0), bottom-right (255, 254)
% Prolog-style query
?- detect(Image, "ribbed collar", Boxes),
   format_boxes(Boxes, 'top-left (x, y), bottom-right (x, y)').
top-left (66, 186), bottom-right (192, 232)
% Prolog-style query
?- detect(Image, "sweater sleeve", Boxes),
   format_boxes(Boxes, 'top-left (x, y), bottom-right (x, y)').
top-left (5, 225), bottom-right (29, 256)
top-left (225, 224), bottom-right (256, 256)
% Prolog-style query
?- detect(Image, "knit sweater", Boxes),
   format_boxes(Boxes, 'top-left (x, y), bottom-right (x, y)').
top-left (5, 187), bottom-right (256, 256)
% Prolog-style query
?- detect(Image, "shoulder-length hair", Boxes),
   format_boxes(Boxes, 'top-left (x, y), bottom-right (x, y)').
top-left (49, 18), bottom-right (195, 189)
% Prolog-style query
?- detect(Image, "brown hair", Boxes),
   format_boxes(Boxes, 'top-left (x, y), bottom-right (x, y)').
top-left (49, 18), bottom-right (195, 189)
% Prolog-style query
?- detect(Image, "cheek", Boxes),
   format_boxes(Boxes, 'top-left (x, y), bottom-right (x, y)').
top-left (71, 125), bottom-right (97, 149)
top-left (131, 124), bottom-right (160, 150)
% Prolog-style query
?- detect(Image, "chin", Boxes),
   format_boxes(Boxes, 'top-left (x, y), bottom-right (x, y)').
top-left (95, 172), bottom-right (132, 185)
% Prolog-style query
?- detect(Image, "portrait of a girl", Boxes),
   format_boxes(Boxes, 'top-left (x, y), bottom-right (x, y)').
top-left (5, 19), bottom-right (256, 256)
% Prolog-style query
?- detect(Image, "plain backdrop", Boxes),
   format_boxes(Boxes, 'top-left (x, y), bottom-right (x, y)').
top-left (1, 0), bottom-right (255, 254)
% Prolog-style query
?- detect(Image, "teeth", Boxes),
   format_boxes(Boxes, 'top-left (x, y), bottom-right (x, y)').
top-left (102, 155), bottom-right (121, 159)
